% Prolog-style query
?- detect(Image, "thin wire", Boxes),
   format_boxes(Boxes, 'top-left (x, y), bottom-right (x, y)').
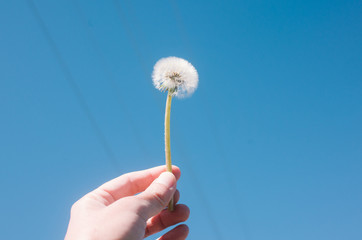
top-left (112, 0), bottom-right (149, 84)
top-left (27, 0), bottom-right (120, 171)
top-left (26, 3), bottom-right (228, 238)
top-left (113, 0), bottom-right (163, 109)
top-left (72, 0), bottom-right (150, 159)
top-left (168, 1), bottom-right (251, 239)
top-left (174, 140), bottom-right (224, 240)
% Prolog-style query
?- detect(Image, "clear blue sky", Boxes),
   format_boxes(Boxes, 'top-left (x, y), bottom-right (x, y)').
top-left (1, 0), bottom-right (361, 239)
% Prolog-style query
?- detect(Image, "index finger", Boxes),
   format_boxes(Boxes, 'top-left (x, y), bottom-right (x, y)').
top-left (95, 165), bottom-right (181, 203)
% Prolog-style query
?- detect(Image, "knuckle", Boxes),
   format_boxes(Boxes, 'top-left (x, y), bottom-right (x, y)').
top-left (151, 191), bottom-right (167, 208)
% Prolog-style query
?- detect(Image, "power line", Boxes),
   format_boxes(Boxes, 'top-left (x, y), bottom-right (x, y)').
top-left (27, 0), bottom-right (120, 171)
top-left (168, 1), bottom-right (251, 239)
top-left (173, 139), bottom-right (224, 240)
top-left (112, 0), bottom-right (167, 111)
top-left (72, 0), bottom-right (150, 159)
top-left (112, 0), bottom-right (149, 84)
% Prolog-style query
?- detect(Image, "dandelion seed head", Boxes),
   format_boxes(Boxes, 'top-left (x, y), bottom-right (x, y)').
top-left (152, 57), bottom-right (199, 98)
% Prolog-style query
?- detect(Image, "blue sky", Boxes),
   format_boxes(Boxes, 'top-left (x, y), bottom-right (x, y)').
top-left (0, 0), bottom-right (361, 239)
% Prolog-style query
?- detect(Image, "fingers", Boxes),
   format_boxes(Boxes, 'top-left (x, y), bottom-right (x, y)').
top-left (173, 190), bottom-right (180, 205)
top-left (136, 172), bottom-right (177, 220)
top-left (145, 204), bottom-right (190, 238)
top-left (157, 224), bottom-right (189, 240)
top-left (94, 166), bottom-right (181, 204)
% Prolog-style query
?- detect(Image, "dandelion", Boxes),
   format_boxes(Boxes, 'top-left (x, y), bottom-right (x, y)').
top-left (152, 57), bottom-right (199, 211)
top-left (152, 56), bottom-right (198, 98)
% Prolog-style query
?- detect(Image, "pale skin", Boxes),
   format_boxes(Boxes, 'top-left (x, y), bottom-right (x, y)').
top-left (65, 166), bottom-right (190, 240)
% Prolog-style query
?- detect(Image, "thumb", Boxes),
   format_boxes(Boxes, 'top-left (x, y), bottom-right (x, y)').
top-left (136, 172), bottom-right (177, 220)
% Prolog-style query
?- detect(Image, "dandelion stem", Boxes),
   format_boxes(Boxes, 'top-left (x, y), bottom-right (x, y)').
top-left (165, 91), bottom-right (174, 211)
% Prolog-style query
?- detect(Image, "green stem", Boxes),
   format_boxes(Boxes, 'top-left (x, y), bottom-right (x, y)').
top-left (164, 91), bottom-right (174, 211)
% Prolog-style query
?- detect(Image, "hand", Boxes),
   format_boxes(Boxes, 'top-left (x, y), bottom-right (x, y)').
top-left (65, 166), bottom-right (190, 240)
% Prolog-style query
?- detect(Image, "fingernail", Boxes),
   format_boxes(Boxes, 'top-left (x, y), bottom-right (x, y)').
top-left (155, 172), bottom-right (175, 188)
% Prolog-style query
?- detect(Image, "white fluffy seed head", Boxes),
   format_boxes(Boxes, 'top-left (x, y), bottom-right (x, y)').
top-left (152, 56), bottom-right (199, 98)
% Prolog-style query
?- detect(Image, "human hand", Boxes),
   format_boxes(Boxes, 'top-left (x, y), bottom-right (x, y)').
top-left (65, 166), bottom-right (190, 240)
